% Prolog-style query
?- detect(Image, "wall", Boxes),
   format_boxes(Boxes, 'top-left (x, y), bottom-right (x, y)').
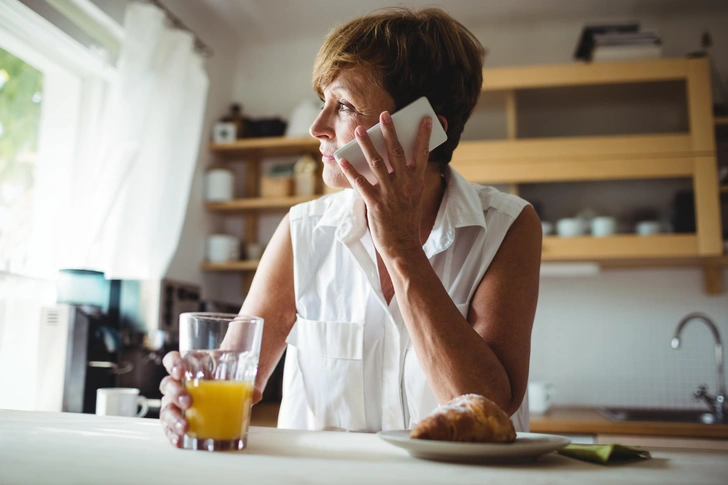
top-left (154, 1), bottom-right (240, 302)
top-left (221, 6), bottom-right (728, 409)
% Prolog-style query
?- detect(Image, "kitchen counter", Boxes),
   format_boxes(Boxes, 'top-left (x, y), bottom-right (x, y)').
top-left (530, 407), bottom-right (728, 439)
top-left (1, 410), bottom-right (727, 485)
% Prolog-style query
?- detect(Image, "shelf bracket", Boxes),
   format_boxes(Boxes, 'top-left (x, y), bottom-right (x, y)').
top-left (505, 90), bottom-right (517, 140)
top-left (703, 263), bottom-right (723, 295)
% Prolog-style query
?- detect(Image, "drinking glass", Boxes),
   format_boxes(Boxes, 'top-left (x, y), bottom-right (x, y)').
top-left (178, 312), bottom-right (264, 451)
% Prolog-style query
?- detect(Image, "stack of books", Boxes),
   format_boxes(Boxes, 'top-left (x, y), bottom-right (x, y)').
top-left (573, 24), bottom-right (663, 63)
top-left (591, 31), bottom-right (662, 62)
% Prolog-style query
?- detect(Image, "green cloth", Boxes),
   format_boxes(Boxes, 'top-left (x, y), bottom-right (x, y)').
top-left (557, 444), bottom-right (652, 465)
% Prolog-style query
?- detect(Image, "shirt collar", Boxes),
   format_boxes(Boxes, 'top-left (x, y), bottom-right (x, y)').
top-left (314, 167), bottom-right (487, 253)
top-left (315, 188), bottom-right (368, 244)
top-left (421, 166), bottom-right (487, 257)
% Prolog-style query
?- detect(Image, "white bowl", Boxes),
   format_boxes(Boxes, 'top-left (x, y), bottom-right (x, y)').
top-left (556, 218), bottom-right (585, 237)
top-left (635, 220), bottom-right (661, 236)
top-left (591, 216), bottom-right (617, 237)
top-left (541, 221), bottom-right (554, 236)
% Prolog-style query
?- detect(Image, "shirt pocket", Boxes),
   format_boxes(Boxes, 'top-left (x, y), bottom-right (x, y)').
top-left (285, 315), bottom-right (366, 431)
top-left (403, 302), bottom-right (470, 428)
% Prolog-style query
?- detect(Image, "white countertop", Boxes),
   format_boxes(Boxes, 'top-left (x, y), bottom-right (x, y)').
top-left (1, 409), bottom-right (727, 485)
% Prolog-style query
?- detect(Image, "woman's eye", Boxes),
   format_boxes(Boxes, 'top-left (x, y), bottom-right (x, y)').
top-left (338, 102), bottom-right (355, 113)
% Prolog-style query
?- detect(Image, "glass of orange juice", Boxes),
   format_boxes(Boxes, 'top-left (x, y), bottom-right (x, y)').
top-left (178, 313), bottom-right (263, 451)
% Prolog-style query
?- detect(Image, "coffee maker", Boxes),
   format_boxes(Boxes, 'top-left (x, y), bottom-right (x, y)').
top-left (36, 304), bottom-right (120, 413)
top-left (36, 269), bottom-right (202, 416)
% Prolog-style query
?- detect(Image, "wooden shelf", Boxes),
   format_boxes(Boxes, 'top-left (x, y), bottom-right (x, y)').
top-left (201, 240), bottom-right (726, 294)
top-left (452, 134), bottom-right (698, 184)
top-left (542, 234), bottom-right (699, 261)
top-left (210, 136), bottom-right (318, 158)
top-left (482, 58), bottom-right (691, 91)
top-left (206, 195), bottom-right (320, 212)
top-left (600, 255), bottom-right (728, 269)
top-left (201, 58), bottom-right (724, 294)
top-left (199, 239), bottom-right (726, 272)
top-left (455, 133), bottom-right (697, 163)
top-left (201, 260), bottom-right (259, 272)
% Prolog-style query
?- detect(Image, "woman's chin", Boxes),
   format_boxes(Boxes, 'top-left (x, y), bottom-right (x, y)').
top-left (322, 166), bottom-right (351, 190)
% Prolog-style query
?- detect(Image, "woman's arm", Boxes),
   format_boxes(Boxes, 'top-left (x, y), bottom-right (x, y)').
top-left (159, 214), bottom-right (296, 444)
top-left (387, 205), bottom-right (541, 415)
top-left (225, 213), bottom-right (298, 404)
top-left (337, 112), bottom-right (541, 415)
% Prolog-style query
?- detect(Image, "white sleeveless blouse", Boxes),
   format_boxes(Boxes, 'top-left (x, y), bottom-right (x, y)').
top-left (278, 167), bottom-right (530, 433)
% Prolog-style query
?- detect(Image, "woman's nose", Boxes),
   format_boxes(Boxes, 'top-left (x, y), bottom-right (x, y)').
top-left (309, 108), bottom-right (334, 139)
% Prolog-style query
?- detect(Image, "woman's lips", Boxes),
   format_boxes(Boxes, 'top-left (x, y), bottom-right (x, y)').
top-left (321, 153), bottom-right (336, 164)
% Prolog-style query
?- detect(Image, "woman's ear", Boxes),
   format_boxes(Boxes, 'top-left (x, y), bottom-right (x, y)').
top-left (436, 115), bottom-right (448, 132)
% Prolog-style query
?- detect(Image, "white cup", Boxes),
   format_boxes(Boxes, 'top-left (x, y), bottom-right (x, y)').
top-left (205, 169), bottom-right (234, 202)
top-left (541, 221), bottom-right (554, 236)
top-left (635, 220), bottom-right (661, 236)
top-left (591, 216), bottom-right (617, 237)
top-left (528, 381), bottom-right (555, 415)
top-left (96, 388), bottom-right (149, 417)
top-left (556, 218), bottom-right (585, 237)
top-left (245, 242), bottom-right (264, 261)
top-left (207, 234), bottom-right (240, 262)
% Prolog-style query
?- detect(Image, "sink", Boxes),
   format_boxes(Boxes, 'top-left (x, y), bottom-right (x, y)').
top-left (599, 407), bottom-right (719, 424)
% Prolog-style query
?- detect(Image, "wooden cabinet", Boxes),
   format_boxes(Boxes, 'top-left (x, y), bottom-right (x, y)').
top-left (203, 58), bottom-right (727, 294)
top-left (201, 136), bottom-right (320, 289)
top-left (452, 57), bottom-right (726, 293)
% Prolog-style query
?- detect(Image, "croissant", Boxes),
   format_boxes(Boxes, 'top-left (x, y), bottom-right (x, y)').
top-left (409, 394), bottom-right (516, 443)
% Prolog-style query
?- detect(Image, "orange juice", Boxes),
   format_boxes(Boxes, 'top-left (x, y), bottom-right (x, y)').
top-left (184, 380), bottom-right (254, 441)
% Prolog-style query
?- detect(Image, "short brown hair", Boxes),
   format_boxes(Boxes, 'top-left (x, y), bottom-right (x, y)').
top-left (313, 7), bottom-right (485, 163)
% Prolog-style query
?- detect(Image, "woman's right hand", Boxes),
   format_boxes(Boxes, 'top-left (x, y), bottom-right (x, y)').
top-left (159, 351), bottom-right (191, 447)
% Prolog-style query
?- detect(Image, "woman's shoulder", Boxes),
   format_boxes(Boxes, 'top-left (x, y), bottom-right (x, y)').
top-left (471, 184), bottom-right (530, 221)
top-left (447, 168), bottom-right (529, 222)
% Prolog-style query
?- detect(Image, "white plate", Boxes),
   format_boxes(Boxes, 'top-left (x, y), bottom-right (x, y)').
top-left (378, 430), bottom-right (570, 464)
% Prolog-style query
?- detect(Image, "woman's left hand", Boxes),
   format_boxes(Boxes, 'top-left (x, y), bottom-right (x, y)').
top-left (337, 111), bottom-right (433, 260)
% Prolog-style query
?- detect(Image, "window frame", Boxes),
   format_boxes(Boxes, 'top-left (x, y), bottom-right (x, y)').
top-left (0, 0), bottom-right (117, 278)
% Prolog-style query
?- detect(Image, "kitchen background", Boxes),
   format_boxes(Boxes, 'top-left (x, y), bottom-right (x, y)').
top-left (6, 0), bottom-right (728, 414)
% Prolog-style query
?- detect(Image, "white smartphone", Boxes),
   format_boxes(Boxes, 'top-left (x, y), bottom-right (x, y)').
top-left (334, 96), bottom-right (448, 185)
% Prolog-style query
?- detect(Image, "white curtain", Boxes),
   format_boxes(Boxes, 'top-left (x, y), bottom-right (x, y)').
top-left (64, 2), bottom-right (209, 280)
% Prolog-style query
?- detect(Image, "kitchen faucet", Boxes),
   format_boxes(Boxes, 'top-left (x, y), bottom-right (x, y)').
top-left (671, 312), bottom-right (725, 423)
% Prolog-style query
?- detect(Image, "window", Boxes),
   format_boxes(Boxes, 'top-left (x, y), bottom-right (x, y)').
top-left (0, 47), bottom-right (45, 274)
top-left (0, 0), bottom-right (116, 411)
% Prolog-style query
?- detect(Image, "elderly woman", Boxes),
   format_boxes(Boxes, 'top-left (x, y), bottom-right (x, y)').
top-left (160, 7), bottom-right (541, 444)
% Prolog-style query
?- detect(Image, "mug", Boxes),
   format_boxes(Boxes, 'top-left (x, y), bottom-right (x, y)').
top-left (528, 381), bottom-right (555, 415)
top-left (635, 220), bottom-right (661, 236)
top-left (556, 218), bottom-right (585, 238)
top-left (541, 221), bottom-right (554, 236)
top-left (205, 169), bottom-right (234, 202)
top-left (591, 216), bottom-right (617, 237)
top-left (245, 243), bottom-right (264, 261)
top-left (96, 388), bottom-right (149, 417)
top-left (206, 234), bottom-right (240, 263)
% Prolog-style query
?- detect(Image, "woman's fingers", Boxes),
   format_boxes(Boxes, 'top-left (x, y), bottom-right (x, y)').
top-left (160, 396), bottom-right (187, 447)
top-left (160, 352), bottom-right (191, 448)
top-left (162, 351), bottom-right (183, 380)
top-left (161, 397), bottom-right (188, 434)
top-left (379, 111), bottom-right (407, 174)
top-left (338, 157), bottom-right (376, 201)
top-left (412, 116), bottom-right (433, 176)
top-left (159, 376), bottom-right (192, 409)
top-left (252, 387), bottom-right (263, 405)
top-left (164, 426), bottom-right (182, 448)
top-left (354, 125), bottom-right (390, 185)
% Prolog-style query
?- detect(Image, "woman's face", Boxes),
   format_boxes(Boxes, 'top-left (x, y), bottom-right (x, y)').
top-left (310, 67), bottom-right (395, 189)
